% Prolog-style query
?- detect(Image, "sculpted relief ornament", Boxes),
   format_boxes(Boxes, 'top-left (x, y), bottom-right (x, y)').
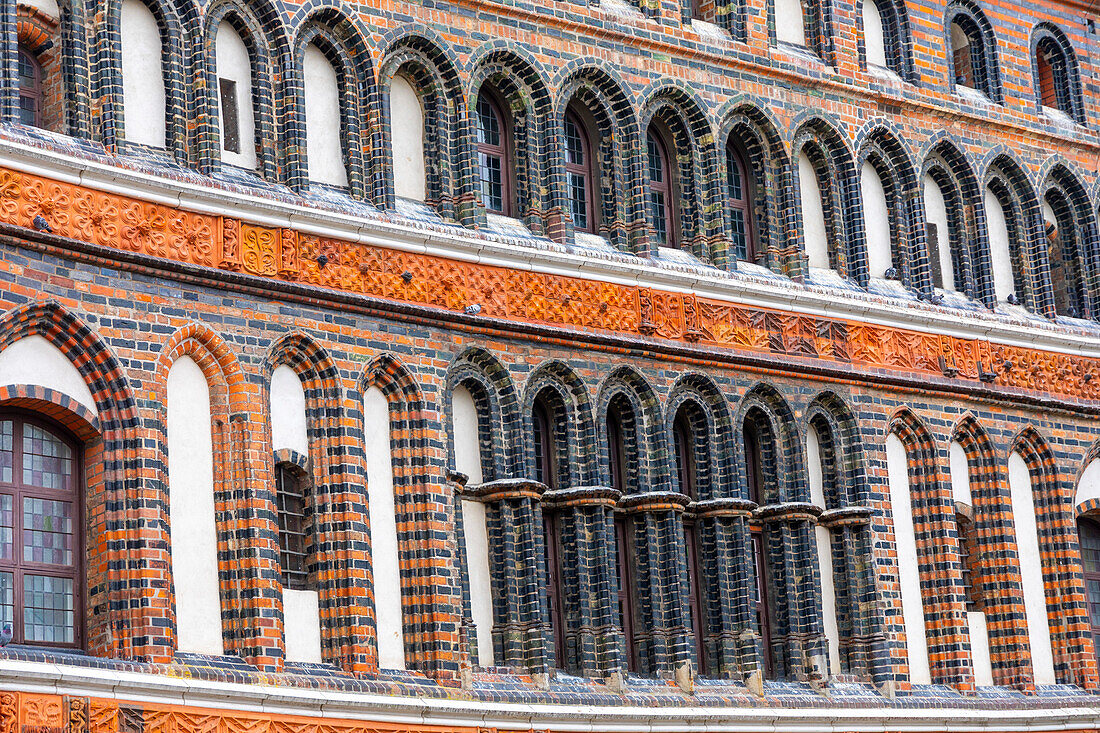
top-left (0, 167), bottom-right (1094, 402)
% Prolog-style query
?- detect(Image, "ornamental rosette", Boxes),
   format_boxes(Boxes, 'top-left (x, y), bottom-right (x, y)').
top-left (120, 201), bottom-right (168, 256)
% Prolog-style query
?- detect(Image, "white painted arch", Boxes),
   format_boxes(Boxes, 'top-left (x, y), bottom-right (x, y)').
top-left (0, 335), bottom-right (97, 415)
top-left (120, 0), bottom-right (167, 149)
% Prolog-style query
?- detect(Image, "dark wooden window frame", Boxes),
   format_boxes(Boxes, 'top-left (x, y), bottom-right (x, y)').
top-left (0, 411), bottom-right (83, 649)
top-left (275, 461), bottom-right (313, 591)
top-left (219, 77), bottom-right (241, 154)
top-left (608, 408), bottom-right (639, 673)
top-left (646, 124), bottom-right (679, 248)
top-left (17, 46), bottom-right (43, 128)
top-left (564, 108), bottom-right (598, 234)
top-left (726, 141), bottom-right (758, 263)
top-left (745, 421), bottom-right (774, 678)
top-left (476, 89), bottom-right (513, 217)
top-left (674, 411), bottom-right (707, 675)
top-left (534, 396), bottom-right (567, 666)
top-left (1078, 517), bottom-right (1100, 667)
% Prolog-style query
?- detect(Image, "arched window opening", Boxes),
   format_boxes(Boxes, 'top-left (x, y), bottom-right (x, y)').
top-left (885, 432), bottom-right (930, 683)
top-left (0, 414), bottom-right (80, 647)
top-left (949, 441), bottom-right (993, 686)
top-left (775, 0), bottom-right (807, 45)
top-left (275, 462), bottom-right (312, 591)
top-left (798, 151), bottom-right (832, 271)
top-left (1043, 192), bottom-right (1084, 318)
top-left (363, 385), bottom-right (407, 670)
top-left (950, 22), bottom-right (975, 88)
top-left (860, 160), bottom-right (894, 279)
top-left (608, 402), bottom-right (639, 672)
top-left (862, 0), bottom-right (888, 68)
top-left (923, 171), bottom-right (962, 292)
top-left (390, 74), bottom-right (426, 201)
top-left (646, 125), bottom-right (677, 247)
top-left (983, 185), bottom-right (1017, 303)
top-left (119, 0), bottom-right (167, 149)
top-left (727, 141), bottom-right (757, 263)
top-left (534, 394), bottom-right (566, 667)
top-left (1034, 34), bottom-right (1080, 120)
top-left (1078, 518), bottom-right (1100, 665)
top-left (215, 21), bottom-right (257, 170)
top-left (1008, 451), bottom-right (1056, 684)
top-left (302, 43), bottom-right (348, 188)
top-left (744, 415), bottom-right (775, 678)
top-left (17, 46), bottom-right (43, 128)
top-left (451, 384), bottom-right (495, 667)
top-left (476, 89), bottom-right (512, 217)
top-left (1036, 45), bottom-right (1057, 109)
top-left (946, 7), bottom-right (1000, 101)
top-left (673, 406), bottom-right (706, 674)
top-left (807, 421), bottom-right (841, 676)
top-left (564, 109), bottom-right (597, 234)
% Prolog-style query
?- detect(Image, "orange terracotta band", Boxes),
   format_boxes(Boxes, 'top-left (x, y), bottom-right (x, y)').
top-left (1, 166), bottom-right (1098, 404)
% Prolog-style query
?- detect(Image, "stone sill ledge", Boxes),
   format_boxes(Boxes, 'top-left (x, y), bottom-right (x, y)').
top-left (1, 659), bottom-right (1100, 729)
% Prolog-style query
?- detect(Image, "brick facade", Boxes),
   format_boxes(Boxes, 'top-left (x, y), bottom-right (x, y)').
top-left (0, 0), bottom-right (1099, 724)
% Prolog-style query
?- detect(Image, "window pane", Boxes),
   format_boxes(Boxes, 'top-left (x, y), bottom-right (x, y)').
top-left (731, 209), bottom-right (747, 261)
top-left (23, 497), bottom-right (73, 565)
top-left (0, 572), bottom-right (11, 629)
top-left (23, 574), bottom-right (74, 644)
top-left (0, 420), bottom-right (12, 483)
top-left (647, 135), bottom-right (664, 184)
top-left (727, 153), bottom-right (743, 200)
top-left (0, 495), bottom-right (12, 561)
top-left (477, 97), bottom-right (501, 147)
top-left (650, 191), bottom-right (667, 245)
top-left (23, 424), bottom-right (73, 490)
top-left (565, 116), bottom-right (584, 166)
top-left (569, 172), bottom-right (588, 231)
top-left (479, 153), bottom-right (504, 213)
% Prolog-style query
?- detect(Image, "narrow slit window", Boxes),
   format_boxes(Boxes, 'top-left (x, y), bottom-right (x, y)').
top-left (275, 462), bottom-right (311, 591)
top-left (219, 77), bottom-right (241, 154)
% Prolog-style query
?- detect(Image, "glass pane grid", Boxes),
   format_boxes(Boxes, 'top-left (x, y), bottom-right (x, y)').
top-left (23, 574), bottom-right (74, 644)
top-left (0, 421), bottom-right (12, 483)
top-left (22, 497), bottom-right (73, 565)
top-left (565, 117), bottom-right (584, 166)
top-left (23, 424), bottom-right (73, 490)
top-left (477, 98), bottom-right (501, 147)
top-left (650, 192), bottom-right (667, 245)
top-left (479, 153), bottom-right (504, 213)
top-left (568, 172), bottom-right (588, 231)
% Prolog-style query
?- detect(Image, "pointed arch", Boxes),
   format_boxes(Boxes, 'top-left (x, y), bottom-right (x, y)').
top-left (950, 416), bottom-right (1030, 689)
top-left (0, 301), bottom-right (150, 659)
top-left (263, 332), bottom-right (373, 673)
top-left (378, 29), bottom-right (467, 220)
top-left (552, 63), bottom-right (642, 252)
top-left (716, 99), bottom-right (791, 274)
top-left (888, 408), bottom-right (971, 689)
top-left (360, 352), bottom-right (461, 681)
top-left (790, 116), bottom-right (863, 284)
top-left (638, 84), bottom-right (721, 262)
top-left (944, 0), bottom-right (1003, 103)
top-left (289, 7), bottom-right (375, 199)
top-left (855, 122), bottom-right (922, 289)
